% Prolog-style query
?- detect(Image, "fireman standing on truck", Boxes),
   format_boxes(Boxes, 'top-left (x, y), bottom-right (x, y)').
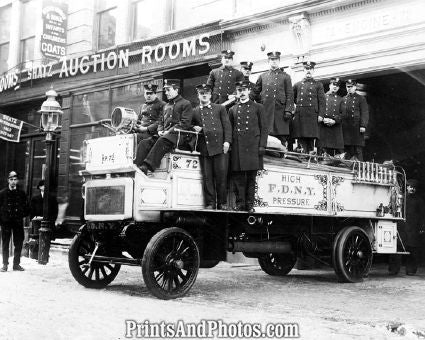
top-left (207, 50), bottom-right (244, 104)
top-left (319, 77), bottom-right (344, 156)
top-left (341, 79), bottom-right (369, 161)
top-left (133, 84), bottom-right (165, 143)
top-left (292, 61), bottom-right (326, 154)
top-left (229, 80), bottom-right (268, 213)
top-left (252, 51), bottom-right (294, 148)
top-left (135, 79), bottom-right (193, 175)
top-left (192, 84), bottom-right (232, 210)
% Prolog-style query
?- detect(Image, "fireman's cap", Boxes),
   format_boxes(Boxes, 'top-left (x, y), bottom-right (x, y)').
top-left (221, 50), bottom-right (235, 59)
top-left (267, 51), bottom-right (281, 59)
top-left (235, 80), bottom-right (252, 89)
top-left (407, 179), bottom-right (418, 187)
top-left (346, 79), bottom-right (357, 87)
top-left (303, 61), bottom-right (316, 69)
top-left (163, 79), bottom-right (180, 89)
top-left (240, 61), bottom-right (253, 70)
top-left (143, 84), bottom-right (158, 93)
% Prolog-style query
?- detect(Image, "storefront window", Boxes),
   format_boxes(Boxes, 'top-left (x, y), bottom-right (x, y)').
top-left (20, 37), bottom-right (34, 67)
top-left (97, 7), bottom-right (117, 50)
top-left (111, 82), bottom-right (145, 113)
top-left (132, 0), bottom-right (167, 40)
top-left (72, 90), bottom-right (111, 125)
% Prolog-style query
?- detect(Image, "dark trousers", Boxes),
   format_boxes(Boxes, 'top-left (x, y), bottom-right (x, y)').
top-left (388, 247), bottom-right (420, 275)
top-left (135, 136), bottom-right (174, 171)
top-left (201, 153), bottom-right (228, 206)
top-left (1, 222), bottom-right (24, 266)
top-left (344, 145), bottom-right (363, 161)
top-left (232, 170), bottom-right (257, 210)
top-left (298, 138), bottom-right (316, 153)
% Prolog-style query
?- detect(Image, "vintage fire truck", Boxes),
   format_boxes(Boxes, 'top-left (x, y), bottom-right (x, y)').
top-left (68, 107), bottom-right (406, 300)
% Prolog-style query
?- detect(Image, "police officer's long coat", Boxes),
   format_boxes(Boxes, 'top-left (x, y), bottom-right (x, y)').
top-left (252, 69), bottom-right (294, 136)
top-left (137, 97), bottom-right (166, 139)
top-left (292, 78), bottom-right (325, 138)
top-left (207, 66), bottom-right (244, 104)
top-left (159, 95), bottom-right (193, 146)
top-left (319, 91), bottom-right (344, 149)
top-left (191, 103), bottom-right (232, 157)
top-left (229, 101), bottom-right (268, 171)
top-left (341, 92), bottom-right (369, 146)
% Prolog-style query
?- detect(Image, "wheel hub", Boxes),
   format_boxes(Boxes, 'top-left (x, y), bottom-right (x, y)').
top-left (173, 259), bottom-right (184, 269)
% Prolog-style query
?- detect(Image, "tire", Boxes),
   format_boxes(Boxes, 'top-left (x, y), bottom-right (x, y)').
top-left (333, 226), bottom-right (373, 283)
top-left (258, 253), bottom-right (296, 276)
top-left (142, 227), bottom-right (200, 299)
top-left (68, 231), bottom-right (121, 288)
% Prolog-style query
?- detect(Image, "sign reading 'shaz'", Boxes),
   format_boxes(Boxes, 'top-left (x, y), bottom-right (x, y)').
top-left (256, 170), bottom-right (327, 211)
top-left (0, 113), bottom-right (23, 142)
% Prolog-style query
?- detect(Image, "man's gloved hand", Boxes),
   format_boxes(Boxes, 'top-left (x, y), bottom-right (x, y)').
top-left (259, 146), bottom-right (265, 156)
top-left (283, 112), bottom-right (292, 120)
top-left (318, 116), bottom-right (324, 123)
top-left (223, 142), bottom-right (230, 154)
top-left (360, 127), bottom-right (366, 133)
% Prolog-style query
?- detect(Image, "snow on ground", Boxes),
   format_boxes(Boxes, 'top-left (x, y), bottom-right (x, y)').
top-left (0, 249), bottom-right (424, 340)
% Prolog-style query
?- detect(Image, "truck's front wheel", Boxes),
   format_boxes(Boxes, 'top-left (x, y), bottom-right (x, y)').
top-left (142, 227), bottom-right (200, 299)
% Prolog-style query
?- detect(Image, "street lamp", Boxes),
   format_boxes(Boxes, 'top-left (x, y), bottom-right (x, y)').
top-left (38, 87), bottom-right (62, 265)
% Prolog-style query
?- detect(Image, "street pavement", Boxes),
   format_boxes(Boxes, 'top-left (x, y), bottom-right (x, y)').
top-left (0, 244), bottom-right (424, 340)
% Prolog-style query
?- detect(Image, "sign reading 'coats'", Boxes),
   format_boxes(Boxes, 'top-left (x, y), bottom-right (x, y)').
top-left (41, 0), bottom-right (68, 59)
top-left (0, 113), bottom-right (24, 142)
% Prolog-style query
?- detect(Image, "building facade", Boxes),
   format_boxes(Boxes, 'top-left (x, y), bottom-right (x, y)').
top-left (0, 0), bottom-right (425, 231)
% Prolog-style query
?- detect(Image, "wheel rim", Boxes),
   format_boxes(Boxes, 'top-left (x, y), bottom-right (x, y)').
top-left (150, 233), bottom-right (198, 294)
top-left (259, 253), bottom-right (296, 276)
top-left (342, 231), bottom-right (372, 278)
top-left (76, 233), bottom-right (119, 283)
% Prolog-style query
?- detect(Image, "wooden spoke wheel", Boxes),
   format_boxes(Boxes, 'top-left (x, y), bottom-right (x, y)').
top-left (333, 226), bottom-right (373, 283)
top-left (258, 253), bottom-right (296, 276)
top-left (142, 227), bottom-right (200, 300)
top-left (68, 231), bottom-right (121, 288)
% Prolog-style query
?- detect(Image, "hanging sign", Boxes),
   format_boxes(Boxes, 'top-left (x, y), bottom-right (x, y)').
top-left (0, 113), bottom-right (24, 142)
top-left (41, 0), bottom-right (68, 59)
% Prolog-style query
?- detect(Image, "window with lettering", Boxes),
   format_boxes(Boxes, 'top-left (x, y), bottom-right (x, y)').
top-left (72, 90), bottom-right (111, 125)
top-left (0, 4), bottom-right (11, 74)
top-left (132, 0), bottom-right (167, 41)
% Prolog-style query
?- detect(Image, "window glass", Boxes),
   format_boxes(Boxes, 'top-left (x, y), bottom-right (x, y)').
top-left (21, 1), bottom-right (38, 39)
top-left (97, 0), bottom-right (117, 12)
top-left (132, 0), bottom-right (166, 40)
top-left (172, 0), bottom-right (230, 30)
top-left (111, 83), bottom-right (146, 113)
top-left (72, 90), bottom-right (110, 125)
top-left (98, 7), bottom-right (117, 49)
top-left (20, 37), bottom-right (34, 65)
top-left (0, 43), bottom-right (9, 74)
top-left (0, 5), bottom-right (11, 43)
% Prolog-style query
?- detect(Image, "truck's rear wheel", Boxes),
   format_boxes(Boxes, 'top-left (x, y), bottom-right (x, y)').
top-left (258, 253), bottom-right (296, 276)
top-left (68, 231), bottom-right (121, 288)
top-left (333, 226), bottom-right (372, 283)
top-left (142, 227), bottom-right (200, 299)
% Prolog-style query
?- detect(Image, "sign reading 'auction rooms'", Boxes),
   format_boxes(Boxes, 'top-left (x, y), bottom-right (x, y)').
top-left (41, 0), bottom-right (68, 59)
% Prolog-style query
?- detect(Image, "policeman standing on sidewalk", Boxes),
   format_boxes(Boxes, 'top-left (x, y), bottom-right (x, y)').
top-left (0, 171), bottom-right (29, 272)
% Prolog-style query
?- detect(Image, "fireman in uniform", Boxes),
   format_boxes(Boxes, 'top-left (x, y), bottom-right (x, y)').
top-left (389, 179), bottom-right (425, 275)
top-left (341, 79), bottom-right (369, 161)
top-left (292, 61), bottom-right (326, 153)
top-left (229, 80), bottom-right (268, 213)
top-left (192, 84), bottom-right (232, 210)
top-left (207, 50), bottom-right (244, 104)
top-left (319, 77), bottom-right (344, 156)
top-left (135, 79), bottom-right (193, 174)
top-left (252, 51), bottom-right (294, 147)
top-left (134, 84), bottom-right (166, 143)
